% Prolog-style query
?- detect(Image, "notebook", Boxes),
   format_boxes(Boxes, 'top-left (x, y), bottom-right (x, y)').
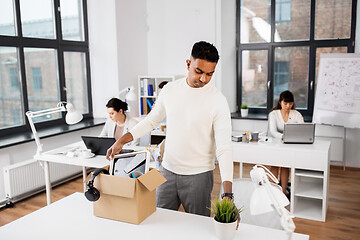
top-left (110, 151), bottom-right (150, 177)
top-left (282, 123), bottom-right (315, 144)
top-left (81, 136), bottom-right (134, 155)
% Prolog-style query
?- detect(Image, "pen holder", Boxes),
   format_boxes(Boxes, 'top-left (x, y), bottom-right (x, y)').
top-left (242, 134), bottom-right (249, 143)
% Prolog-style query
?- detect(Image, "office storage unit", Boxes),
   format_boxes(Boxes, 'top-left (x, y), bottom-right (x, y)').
top-left (138, 76), bottom-right (175, 116)
top-left (293, 169), bottom-right (327, 221)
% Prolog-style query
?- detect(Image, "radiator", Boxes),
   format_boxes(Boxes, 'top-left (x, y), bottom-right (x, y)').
top-left (3, 159), bottom-right (82, 202)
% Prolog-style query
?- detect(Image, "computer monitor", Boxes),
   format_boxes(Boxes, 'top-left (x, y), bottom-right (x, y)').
top-left (109, 151), bottom-right (150, 177)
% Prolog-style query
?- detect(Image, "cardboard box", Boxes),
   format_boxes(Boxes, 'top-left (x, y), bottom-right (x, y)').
top-left (89, 167), bottom-right (166, 224)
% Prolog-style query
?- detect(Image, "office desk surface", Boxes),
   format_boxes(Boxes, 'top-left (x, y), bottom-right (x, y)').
top-left (0, 193), bottom-right (309, 240)
top-left (34, 141), bottom-right (147, 205)
top-left (37, 141), bottom-right (145, 168)
top-left (233, 139), bottom-right (330, 170)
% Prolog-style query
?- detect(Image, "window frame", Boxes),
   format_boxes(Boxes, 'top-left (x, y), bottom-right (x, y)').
top-left (0, 0), bottom-right (92, 136)
top-left (236, 0), bottom-right (357, 119)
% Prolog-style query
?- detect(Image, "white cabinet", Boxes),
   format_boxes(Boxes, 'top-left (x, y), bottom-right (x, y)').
top-left (292, 169), bottom-right (327, 221)
top-left (138, 76), bottom-right (175, 116)
top-left (233, 139), bottom-right (330, 222)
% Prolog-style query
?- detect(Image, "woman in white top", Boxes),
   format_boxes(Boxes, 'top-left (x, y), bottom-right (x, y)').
top-left (268, 90), bottom-right (304, 194)
top-left (99, 98), bottom-right (139, 146)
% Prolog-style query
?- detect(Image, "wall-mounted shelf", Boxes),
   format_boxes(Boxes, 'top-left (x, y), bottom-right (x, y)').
top-left (138, 76), bottom-right (175, 116)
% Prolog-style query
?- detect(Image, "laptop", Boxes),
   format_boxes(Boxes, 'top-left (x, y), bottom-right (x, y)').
top-left (81, 136), bottom-right (134, 155)
top-left (282, 123), bottom-right (315, 144)
top-left (109, 151), bottom-right (150, 177)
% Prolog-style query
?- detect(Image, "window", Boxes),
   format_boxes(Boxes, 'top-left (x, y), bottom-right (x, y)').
top-left (0, 47), bottom-right (24, 128)
top-left (274, 61), bottom-right (290, 98)
top-left (237, 0), bottom-right (356, 118)
top-left (64, 51), bottom-right (89, 114)
top-left (31, 67), bottom-right (43, 92)
top-left (275, 0), bottom-right (292, 23)
top-left (0, 0), bottom-right (16, 36)
top-left (9, 68), bottom-right (20, 91)
top-left (11, 109), bottom-right (21, 125)
top-left (0, 0), bottom-right (92, 133)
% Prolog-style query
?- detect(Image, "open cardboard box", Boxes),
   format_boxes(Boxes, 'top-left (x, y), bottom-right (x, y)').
top-left (85, 166), bottom-right (166, 224)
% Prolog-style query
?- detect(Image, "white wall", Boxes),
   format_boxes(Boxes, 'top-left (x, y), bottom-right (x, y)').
top-left (115, 0), bottom-right (148, 118)
top-left (88, 0), bottom-right (120, 118)
top-left (146, 0), bottom-right (237, 111)
top-left (147, 0), bottom-right (216, 77)
top-left (88, 0), bottom-right (148, 118)
top-left (356, 1), bottom-right (360, 53)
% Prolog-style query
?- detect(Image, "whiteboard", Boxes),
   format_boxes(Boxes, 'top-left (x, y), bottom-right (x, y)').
top-left (313, 53), bottom-right (360, 129)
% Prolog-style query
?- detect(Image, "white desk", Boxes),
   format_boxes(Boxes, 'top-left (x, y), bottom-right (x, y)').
top-left (34, 142), bottom-right (144, 205)
top-left (233, 138), bottom-right (330, 222)
top-left (0, 192), bottom-right (309, 240)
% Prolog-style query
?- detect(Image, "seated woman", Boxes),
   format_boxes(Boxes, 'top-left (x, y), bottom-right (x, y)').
top-left (268, 90), bottom-right (304, 195)
top-left (99, 98), bottom-right (139, 146)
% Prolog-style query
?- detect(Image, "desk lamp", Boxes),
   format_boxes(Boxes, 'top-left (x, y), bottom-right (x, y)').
top-left (119, 86), bottom-right (137, 102)
top-left (26, 102), bottom-right (83, 157)
top-left (250, 165), bottom-right (295, 240)
top-left (118, 86), bottom-right (137, 113)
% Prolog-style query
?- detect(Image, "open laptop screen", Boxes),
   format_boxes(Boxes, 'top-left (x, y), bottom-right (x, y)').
top-left (81, 136), bottom-right (134, 155)
top-left (283, 123), bottom-right (315, 144)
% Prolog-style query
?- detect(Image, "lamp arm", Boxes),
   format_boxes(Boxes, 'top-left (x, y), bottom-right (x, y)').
top-left (27, 106), bottom-right (65, 118)
top-left (25, 106), bottom-right (65, 156)
top-left (262, 172), bottom-right (295, 240)
top-left (26, 112), bottom-right (43, 156)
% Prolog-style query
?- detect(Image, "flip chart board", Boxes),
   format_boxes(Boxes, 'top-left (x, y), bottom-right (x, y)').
top-left (313, 53), bottom-right (360, 129)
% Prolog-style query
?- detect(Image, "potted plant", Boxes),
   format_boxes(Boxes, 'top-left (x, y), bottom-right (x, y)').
top-left (241, 104), bottom-right (248, 117)
top-left (210, 198), bottom-right (244, 240)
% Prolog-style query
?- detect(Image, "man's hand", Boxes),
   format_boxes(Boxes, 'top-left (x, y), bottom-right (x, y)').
top-left (106, 132), bottom-right (134, 160)
top-left (106, 141), bottom-right (123, 160)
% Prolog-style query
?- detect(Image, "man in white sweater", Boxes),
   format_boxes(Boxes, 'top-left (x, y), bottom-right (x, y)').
top-left (107, 41), bottom-right (234, 219)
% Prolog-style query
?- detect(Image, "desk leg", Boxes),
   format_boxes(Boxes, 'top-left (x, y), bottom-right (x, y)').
top-left (43, 161), bottom-right (52, 205)
top-left (290, 167), bottom-right (295, 214)
top-left (239, 162), bottom-right (243, 179)
top-left (82, 167), bottom-right (87, 192)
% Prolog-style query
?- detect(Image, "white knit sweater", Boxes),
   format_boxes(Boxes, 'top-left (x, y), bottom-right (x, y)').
top-left (268, 109), bottom-right (304, 139)
top-left (130, 78), bottom-right (233, 182)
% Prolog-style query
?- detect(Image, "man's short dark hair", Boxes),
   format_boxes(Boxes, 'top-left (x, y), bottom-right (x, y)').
top-left (191, 41), bottom-right (219, 63)
top-left (158, 81), bottom-right (169, 89)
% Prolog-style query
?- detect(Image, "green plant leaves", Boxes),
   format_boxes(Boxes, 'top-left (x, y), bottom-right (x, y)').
top-left (209, 198), bottom-right (244, 223)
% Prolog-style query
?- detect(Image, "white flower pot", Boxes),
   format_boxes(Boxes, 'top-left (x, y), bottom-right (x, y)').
top-left (241, 109), bottom-right (248, 117)
top-left (213, 219), bottom-right (237, 240)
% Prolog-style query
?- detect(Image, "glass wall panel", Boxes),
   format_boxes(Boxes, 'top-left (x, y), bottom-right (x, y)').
top-left (273, 46), bottom-right (309, 109)
top-left (0, 0), bottom-right (16, 36)
top-left (315, 0), bottom-right (352, 40)
top-left (275, 0), bottom-right (310, 42)
top-left (240, 0), bottom-right (270, 43)
top-left (24, 48), bottom-right (60, 122)
top-left (60, 0), bottom-right (85, 41)
top-left (20, 0), bottom-right (56, 39)
top-left (242, 50), bottom-right (268, 108)
top-left (64, 51), bottom-right (88, 114)
top-left (0, 47), bottom-right (24, 129)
